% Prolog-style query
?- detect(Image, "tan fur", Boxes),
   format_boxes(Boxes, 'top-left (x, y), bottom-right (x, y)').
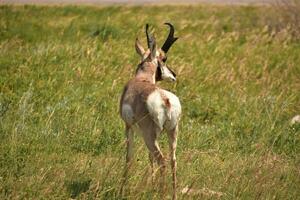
top-left (120, 61), bottom-right (158, 123)
top-left (119, 34), bottom-right (180, 200)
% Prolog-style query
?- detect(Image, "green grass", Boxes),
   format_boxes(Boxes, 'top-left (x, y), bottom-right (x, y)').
top-left (0, 4), bottom-right (299, 199)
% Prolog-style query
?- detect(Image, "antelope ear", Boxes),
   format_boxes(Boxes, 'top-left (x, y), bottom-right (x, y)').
top-left (135, 38), bottom-right (145, 57)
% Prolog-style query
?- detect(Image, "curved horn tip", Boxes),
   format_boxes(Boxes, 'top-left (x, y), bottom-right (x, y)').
top-left (164, 22), bottom-right (174, 27)
top-left (164, 22), bottom-right (171, 25)
top-left (164, 22), bottom-right (176, 36)
top-left (161, 22), bottom-right (178, 53)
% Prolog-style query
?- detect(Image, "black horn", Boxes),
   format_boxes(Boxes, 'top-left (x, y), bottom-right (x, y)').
top-left (145, 24), bottom-right (151, 49)
top-left (161, 23), bottom-right (178, 53)
top-left (145, 24), bottom-right (155, 51)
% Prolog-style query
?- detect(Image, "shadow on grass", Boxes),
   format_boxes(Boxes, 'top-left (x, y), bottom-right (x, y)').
top-left (65, 176), bottom-right (91, 198)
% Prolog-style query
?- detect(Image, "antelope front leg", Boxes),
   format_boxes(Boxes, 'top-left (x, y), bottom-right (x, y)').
top-left (126, 126), bottom-right (134, 164)
top-left (168, 126), bottom-right (178, 200)
top-left (120, 125), bottom-right (134, 196)
top-left (148, 152), bottom-right (155, 185)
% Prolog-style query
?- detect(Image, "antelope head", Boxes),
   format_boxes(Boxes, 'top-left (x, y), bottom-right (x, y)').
top-left (135, 23), bottom-right (178, 82)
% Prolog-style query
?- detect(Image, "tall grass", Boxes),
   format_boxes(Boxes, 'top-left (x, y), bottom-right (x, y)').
top-left (270, 0), bottom-right (300, 39)
top-left (0, 4), bottom-right (299, 199)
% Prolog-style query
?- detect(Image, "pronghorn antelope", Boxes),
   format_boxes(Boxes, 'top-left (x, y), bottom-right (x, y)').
top-left (120, 23), bottom-right (181, 199)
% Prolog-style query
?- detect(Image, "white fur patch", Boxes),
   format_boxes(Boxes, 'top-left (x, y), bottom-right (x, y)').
top-left (161, 66), bottom-right (176, 82)
top-left (146, 89), bottom-right (181, 131)
top-left (161, 90), bottom-right (181, 130)
top-left (121, 104), bottom-right (134, 125)
top-left (147, 90), bottom-right (166, 131)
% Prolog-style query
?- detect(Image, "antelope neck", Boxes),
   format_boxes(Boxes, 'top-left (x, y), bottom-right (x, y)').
top-left (135, 60), bottom-right (157, 84)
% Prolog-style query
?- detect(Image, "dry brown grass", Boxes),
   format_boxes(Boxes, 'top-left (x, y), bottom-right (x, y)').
top-left (269, 0), bottom-right (300, 39)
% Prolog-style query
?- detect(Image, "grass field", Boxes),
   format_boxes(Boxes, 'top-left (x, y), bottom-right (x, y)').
top-left (0, 4), bottom-right (299, 199)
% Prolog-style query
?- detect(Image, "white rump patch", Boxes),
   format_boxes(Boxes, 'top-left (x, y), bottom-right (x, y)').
top-left (121, 104), bottom-right (134, 125)
top-left (147, 89), bottom-right (181, 131)
top-left (147, 90), bottom-right (167, 131)
top-left (161, 89), bottom-right (181, 130)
